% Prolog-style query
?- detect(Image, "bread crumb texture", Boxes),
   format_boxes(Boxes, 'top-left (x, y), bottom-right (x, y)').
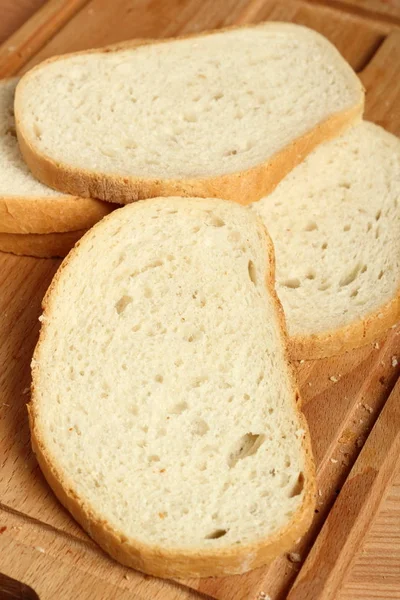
top-left (0, 78), bottom-right (63, 197)
top-left (32, 197), bottom-right (312, 553)
top-left (18, 24), bottom-right (361, 179)
top-left (253, 122), bottom-right (400, 337)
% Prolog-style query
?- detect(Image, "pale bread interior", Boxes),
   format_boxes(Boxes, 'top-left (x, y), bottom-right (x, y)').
top-left (17, 23), bottom-right (362, 180)
top-left (252, 121), bottom-right (400, 338)
top-left (32, 198), bottom-right (311, 553)
top-left (0, 78), bottom-right (63, 197)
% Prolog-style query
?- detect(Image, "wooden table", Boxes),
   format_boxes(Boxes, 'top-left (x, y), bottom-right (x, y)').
top-left (0, 1), bottom-right (399, 600)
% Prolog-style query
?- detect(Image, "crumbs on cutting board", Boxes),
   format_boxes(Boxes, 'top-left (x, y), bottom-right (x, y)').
top-left (287, 552), bottom-right (301, 563)
top-left (329, 375), bottom-right (340, 383)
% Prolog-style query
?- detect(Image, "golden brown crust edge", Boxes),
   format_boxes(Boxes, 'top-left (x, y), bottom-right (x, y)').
top-left (290, 289), bottom-right (400, 360)
top-left (0, 75), bottom-right (113, 234)
top-left (0, 229), bottom-right (86, 258)
top-left (16, 102), bottom-right (363, 207)
top-left (0, 195), bottom-right (113, 234)
top-left (29, 199), bottom-right (316, 579)
top-left (15, 24), bottom-right (364, 206)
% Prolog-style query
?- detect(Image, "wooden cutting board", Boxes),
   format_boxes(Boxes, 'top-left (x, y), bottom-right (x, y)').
top-left (0, 1), bottom-right (399, 599)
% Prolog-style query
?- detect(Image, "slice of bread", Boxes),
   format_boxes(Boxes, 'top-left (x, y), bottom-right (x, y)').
top-left (0, 78), bottom-right (112, 234)
top-left (29, 197), bottom-right (315, 578)
top-left (252, 121), bottom-right (400, 359)
top-left (16, 23), bottom-right (363, 205)
top-left (0, 229), bottom-right (85, 258)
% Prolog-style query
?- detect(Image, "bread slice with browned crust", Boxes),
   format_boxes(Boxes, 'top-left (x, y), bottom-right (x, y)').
top-left (0, 229), bottom-right (85, 258)
top-left (16, 23), bottom-right (363, 205)
top-left (252, 121), bottom-right (400, 359)
top-left (29, 197), bottom-right (315, 578)
top-left (0, 78), bottom-right (112, 234)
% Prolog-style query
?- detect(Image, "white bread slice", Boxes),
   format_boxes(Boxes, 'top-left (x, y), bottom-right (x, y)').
top-left (0, 78), bottom-right (112, 234)
top-left (252, 121), bottom-right (400, 359)
top-left (29, 197), bottom-right (315, 579)
top-left (16, 23), bottom-right (363, 205)
top-left (0, 229), bottom-right (85, 258)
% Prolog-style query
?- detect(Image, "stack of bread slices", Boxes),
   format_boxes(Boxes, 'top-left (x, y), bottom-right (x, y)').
top-left (6, 23), bottom-right (398, 578)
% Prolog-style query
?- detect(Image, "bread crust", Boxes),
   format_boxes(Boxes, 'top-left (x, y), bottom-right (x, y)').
top-left (0, 194), bottom-right (113, 234)
top-left (15, 23), bottom-right (364, 206)
top-left (29, 198), bottom-right (316, 579)
top-left (0, 76), bottom-right (113, 234)
top-left (290, 288), bottom-right (400, 359)
top-left (0, 228), bottom-right (85, 257)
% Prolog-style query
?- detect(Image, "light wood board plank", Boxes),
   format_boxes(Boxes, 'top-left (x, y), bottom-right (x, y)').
top-left (0, 2), bottom-right (399, 600)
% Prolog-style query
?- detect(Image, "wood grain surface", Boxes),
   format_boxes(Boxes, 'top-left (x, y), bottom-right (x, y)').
top-left (0, 1), bottom-right (399, 600)
top-left (0, 0), bottom-right (89, 78)
top-left (309, 0), bottom-right (400, 24)
top-left (0, 0), bottom-right (47, 44)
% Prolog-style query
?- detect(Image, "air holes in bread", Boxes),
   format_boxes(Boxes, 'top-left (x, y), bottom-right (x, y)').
top-left (304, 221), bottom-right (318, 232)
top-left (378, 270), bottom-right (384, 280)
top-left (186, 329), bottom-right (204, 342)
top-left (170, 401), bottom-right (188, 415)
top-left (228, 433), bottom-right (265, 468)
top-left (339, 263), bottom-right (361, 287)
top-left (208, 214), bottom-right (225, 227)
top-left (192, 376), bottom-right (208, 388)
top-left (306, 270), bottom-right (316, 280)
top-left (343, 224), bottom-right (351, 232)
top-left (205, 529), bottom-right (228, 540)
top-left (248, 260), bottom-right (257, 285)
top-left (115, 295), bottom-right (132, 314)
top-left (224, 149), bottom-right (237, 157)
top-left (282, 278), bottom-right (300, 289)
top-left (193, 419), bottom-right (209, 436)
top-left (184, 112), bottom-right (198, 123)
top-left (289, 472), bottom-right (305, 498)
top-left (124, 140), bottom-right (137, 150)
top-left (33, 123), bottom-right (42, 140)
